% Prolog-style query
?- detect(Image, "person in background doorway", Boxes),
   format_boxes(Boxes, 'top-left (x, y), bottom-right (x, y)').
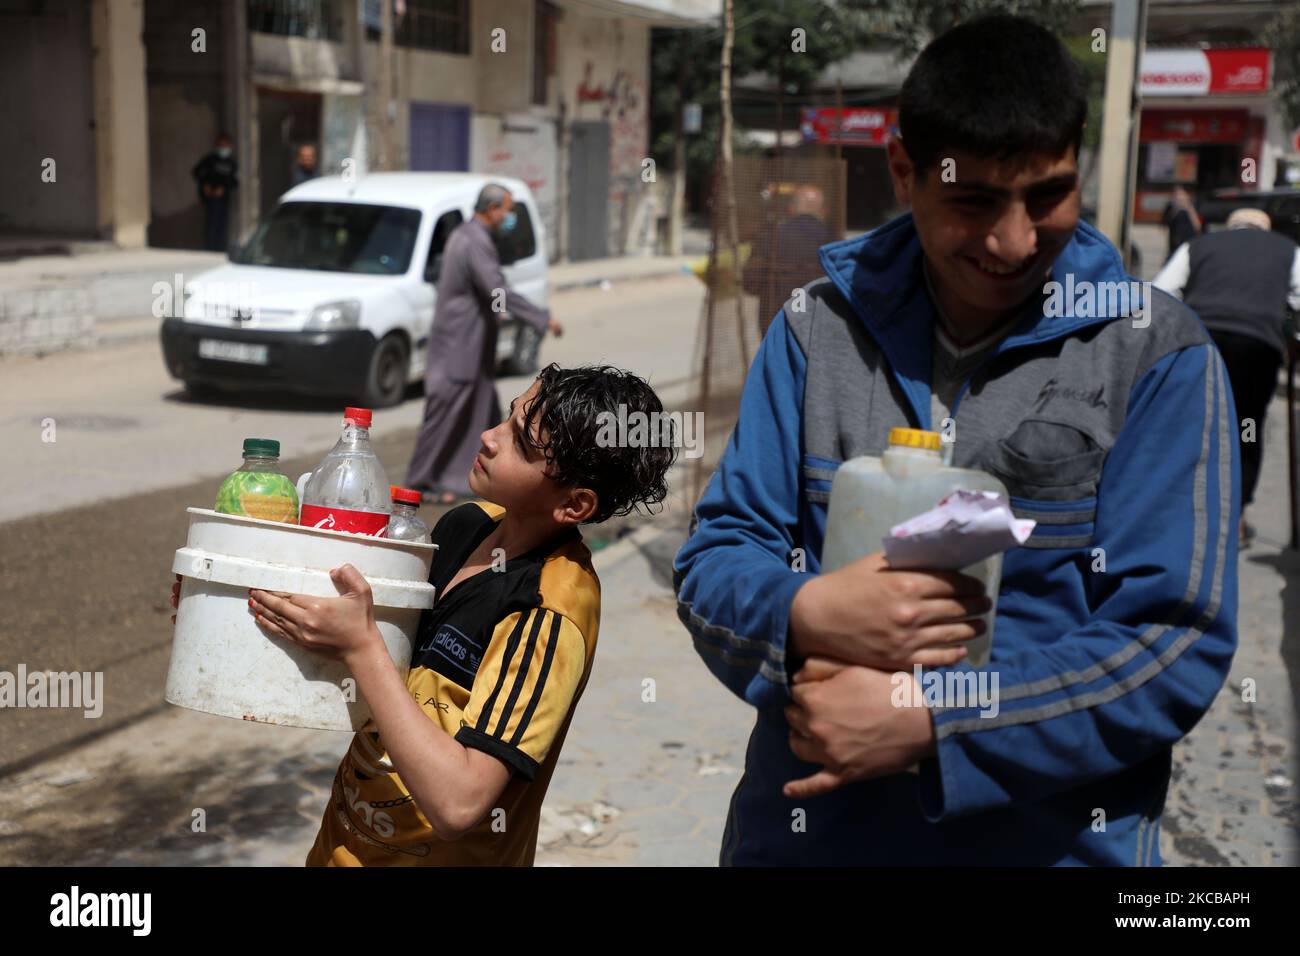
top-left (193, 133), bottom-right (239, 253)
top-left (1160, 185), bottom-right (1202, 264)
top-left (1155, 207), bottom-right (1300, 546)
top-left (291, 143), bottom-right (319, 187)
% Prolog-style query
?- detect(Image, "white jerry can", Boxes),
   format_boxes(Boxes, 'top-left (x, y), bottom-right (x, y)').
top-left (819, 428), bottom-right (1008, 669)
top-left (166, 507), bottom-right (437, 731)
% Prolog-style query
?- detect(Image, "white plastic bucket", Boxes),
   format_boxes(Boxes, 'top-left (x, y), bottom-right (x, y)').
top-left (165, 507), bottom-right (437, 731)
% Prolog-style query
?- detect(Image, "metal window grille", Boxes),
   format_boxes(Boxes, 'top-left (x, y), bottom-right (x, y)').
top-left (248, 0), bottom-right (341, 41)
top-left (390, 0), bottom-right (470, 55)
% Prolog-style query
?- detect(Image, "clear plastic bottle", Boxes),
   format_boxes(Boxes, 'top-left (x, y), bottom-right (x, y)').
top-left (299, 407), bottom-right (392, 536)
top-left (385, 486), bottom-right (432, 543)
top-left (214, 438), bottom-right (299, 523)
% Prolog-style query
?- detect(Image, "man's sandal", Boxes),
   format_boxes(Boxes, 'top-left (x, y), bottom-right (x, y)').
top-left (423, 487), bottom-right (473, 506)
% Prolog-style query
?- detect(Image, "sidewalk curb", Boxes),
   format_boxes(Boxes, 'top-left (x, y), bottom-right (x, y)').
top-left (590, 520), bottom-right (678, 575)
top-left (64, 264), bottom-right (696, 353)
top-left (551, 266), bottom-right (689, 292)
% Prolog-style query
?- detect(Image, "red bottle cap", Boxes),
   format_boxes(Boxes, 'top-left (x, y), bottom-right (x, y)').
top-left (390, 485), bottom-right (422, 505)
top-left (343, 407), bottom-right (372, 427)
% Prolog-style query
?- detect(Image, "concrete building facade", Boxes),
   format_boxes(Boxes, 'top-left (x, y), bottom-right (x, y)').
top-left (0, 0), bottom-right (150, 247)
top-left (0, 0), bottom-right (717, 261)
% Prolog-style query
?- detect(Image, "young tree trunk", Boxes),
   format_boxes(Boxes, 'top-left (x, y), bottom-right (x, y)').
top-left (718, 0), bottom-right (747, 366)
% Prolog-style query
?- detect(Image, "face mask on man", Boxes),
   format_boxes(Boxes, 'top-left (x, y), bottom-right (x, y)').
top-left (498, 210), bottom-right (518, 235)
top-left (215, 146), bottom-right (232, 159)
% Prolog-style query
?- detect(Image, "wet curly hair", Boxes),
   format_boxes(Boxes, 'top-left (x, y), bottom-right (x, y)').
top-left (519, 363), bottom-right (676, 524)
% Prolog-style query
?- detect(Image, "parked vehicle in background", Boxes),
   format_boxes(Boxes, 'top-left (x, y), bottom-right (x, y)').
top-left (160, 172), bottom-right (549, 407)
top-left (1197, 188), bottom-right (1300, 243)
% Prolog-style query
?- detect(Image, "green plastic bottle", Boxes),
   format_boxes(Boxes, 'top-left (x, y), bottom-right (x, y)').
top-left (214, 438), bottom-right (300, 523)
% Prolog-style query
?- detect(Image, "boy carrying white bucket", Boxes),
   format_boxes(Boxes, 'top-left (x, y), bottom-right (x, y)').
top-left (171, 364), bottom-right (675, 866)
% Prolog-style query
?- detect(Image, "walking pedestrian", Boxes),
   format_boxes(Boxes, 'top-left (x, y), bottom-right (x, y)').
top-left (1154, 206), bottom-right (1300, 545)
top-left (406, 184), bottom-right (563, 505)
top-left (1160, 185), bottom-right (1202, 264)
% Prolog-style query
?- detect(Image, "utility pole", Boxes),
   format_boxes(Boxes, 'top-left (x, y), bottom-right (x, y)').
top-left (835, 77), bottom-right (843, 162)
top-left (1096, 0), bottom-right (1148, 270)
top-left (378, 0), bottom-right (395, 169)
top-left (719, 0), bottom-right (747, 368)
top-left (667, 32), bottom-right (689, 256)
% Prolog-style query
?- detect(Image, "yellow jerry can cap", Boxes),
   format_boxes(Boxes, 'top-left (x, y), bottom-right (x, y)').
top-left (888, 427), bottom-right (942, 450)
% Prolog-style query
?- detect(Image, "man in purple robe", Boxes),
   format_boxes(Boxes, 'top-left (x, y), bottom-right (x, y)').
top-left (406, 184), bottom-right (563, 504)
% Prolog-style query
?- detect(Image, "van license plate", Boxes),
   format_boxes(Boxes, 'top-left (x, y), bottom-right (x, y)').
top-left (199, 340), bottom-right (269, 365)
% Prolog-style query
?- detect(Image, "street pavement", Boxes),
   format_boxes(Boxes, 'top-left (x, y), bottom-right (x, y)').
top-left (0, 489), bottom-right (753, 867)
top-left (0, 268), bottom-right (703, 525)
top-left (0, 241), bottom-right (705, 353)
top-left (5, 394), bottom-right (1295, 865)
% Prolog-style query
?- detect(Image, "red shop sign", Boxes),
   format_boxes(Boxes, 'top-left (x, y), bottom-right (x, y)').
top-left (1140, 109), bottom-right (1250, 144)
top-left (800, 107), bottom-right (898, 146)
top-left (1141, 48), bottom-right (1271, 96)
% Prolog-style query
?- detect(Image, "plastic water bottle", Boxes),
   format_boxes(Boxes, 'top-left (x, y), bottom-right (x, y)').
top-left (214, 438), bottom-right (298, 523)
top-left (299, 407), bottom-right (392, 536)
top-left (819, 427), bottom-right (1009, 669)
top-left (385, 486), bottom-right (431, 543)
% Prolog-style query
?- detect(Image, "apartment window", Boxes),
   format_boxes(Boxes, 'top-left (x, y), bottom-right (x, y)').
top-left (248, 0), bottom-right (342, 41)
top-left (533, 1), bottom-right (558, 106)
top-left (366, 0), bottom-right (469, 55)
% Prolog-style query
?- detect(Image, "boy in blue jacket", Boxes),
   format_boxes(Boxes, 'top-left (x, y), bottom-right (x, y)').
top-left (673, 15), bottom-right (1238, 865)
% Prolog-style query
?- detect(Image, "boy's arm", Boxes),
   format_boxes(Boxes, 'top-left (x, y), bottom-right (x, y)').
top-left (917, 341), bottom-right (1239, 820)
top-left (454, 607), bottom-right (587, 779)
top-left (340, 502), bottom-right (518, 840)
top-left (344, 643), bottom-right (511, 840)
top-left (673, 310), bottom-right (810, 710)
top-left (345, 602), bottom-right (587, 840)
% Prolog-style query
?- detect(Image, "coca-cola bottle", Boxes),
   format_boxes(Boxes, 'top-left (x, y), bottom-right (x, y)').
top-left (299, 407), bottom-right (392, 536)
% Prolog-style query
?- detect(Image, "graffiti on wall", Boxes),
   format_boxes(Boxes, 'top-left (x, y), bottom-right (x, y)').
top-left (477, 120), bottom-right (557, 242)
top-left (575, 62), bottom-right (647, 173)
top-left (574, 60), bottom-right (648, 249)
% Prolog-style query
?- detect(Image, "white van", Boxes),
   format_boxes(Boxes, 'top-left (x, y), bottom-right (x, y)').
top-left (160, 172), bottom-right (549, 407)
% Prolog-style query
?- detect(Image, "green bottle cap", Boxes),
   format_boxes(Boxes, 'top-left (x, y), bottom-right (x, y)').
top-left (242, 438), bottom-right (281, 458)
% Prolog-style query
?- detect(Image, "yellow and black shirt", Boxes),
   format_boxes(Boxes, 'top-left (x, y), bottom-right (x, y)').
top-left (306, 501), bottom-right (600, 866)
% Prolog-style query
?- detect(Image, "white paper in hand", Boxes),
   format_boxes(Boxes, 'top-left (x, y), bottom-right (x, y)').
top-left (882, 490), bottom-right (1036, 570)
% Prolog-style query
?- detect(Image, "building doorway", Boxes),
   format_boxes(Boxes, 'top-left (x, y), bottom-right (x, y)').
top-left (567, 121), bottom-right (610, 261)
top-left (257, 88), bottom-right (322, 217)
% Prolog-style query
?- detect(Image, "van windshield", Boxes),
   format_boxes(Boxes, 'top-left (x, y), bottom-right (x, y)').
top-left (236, 202), bottom-right (422, 275)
